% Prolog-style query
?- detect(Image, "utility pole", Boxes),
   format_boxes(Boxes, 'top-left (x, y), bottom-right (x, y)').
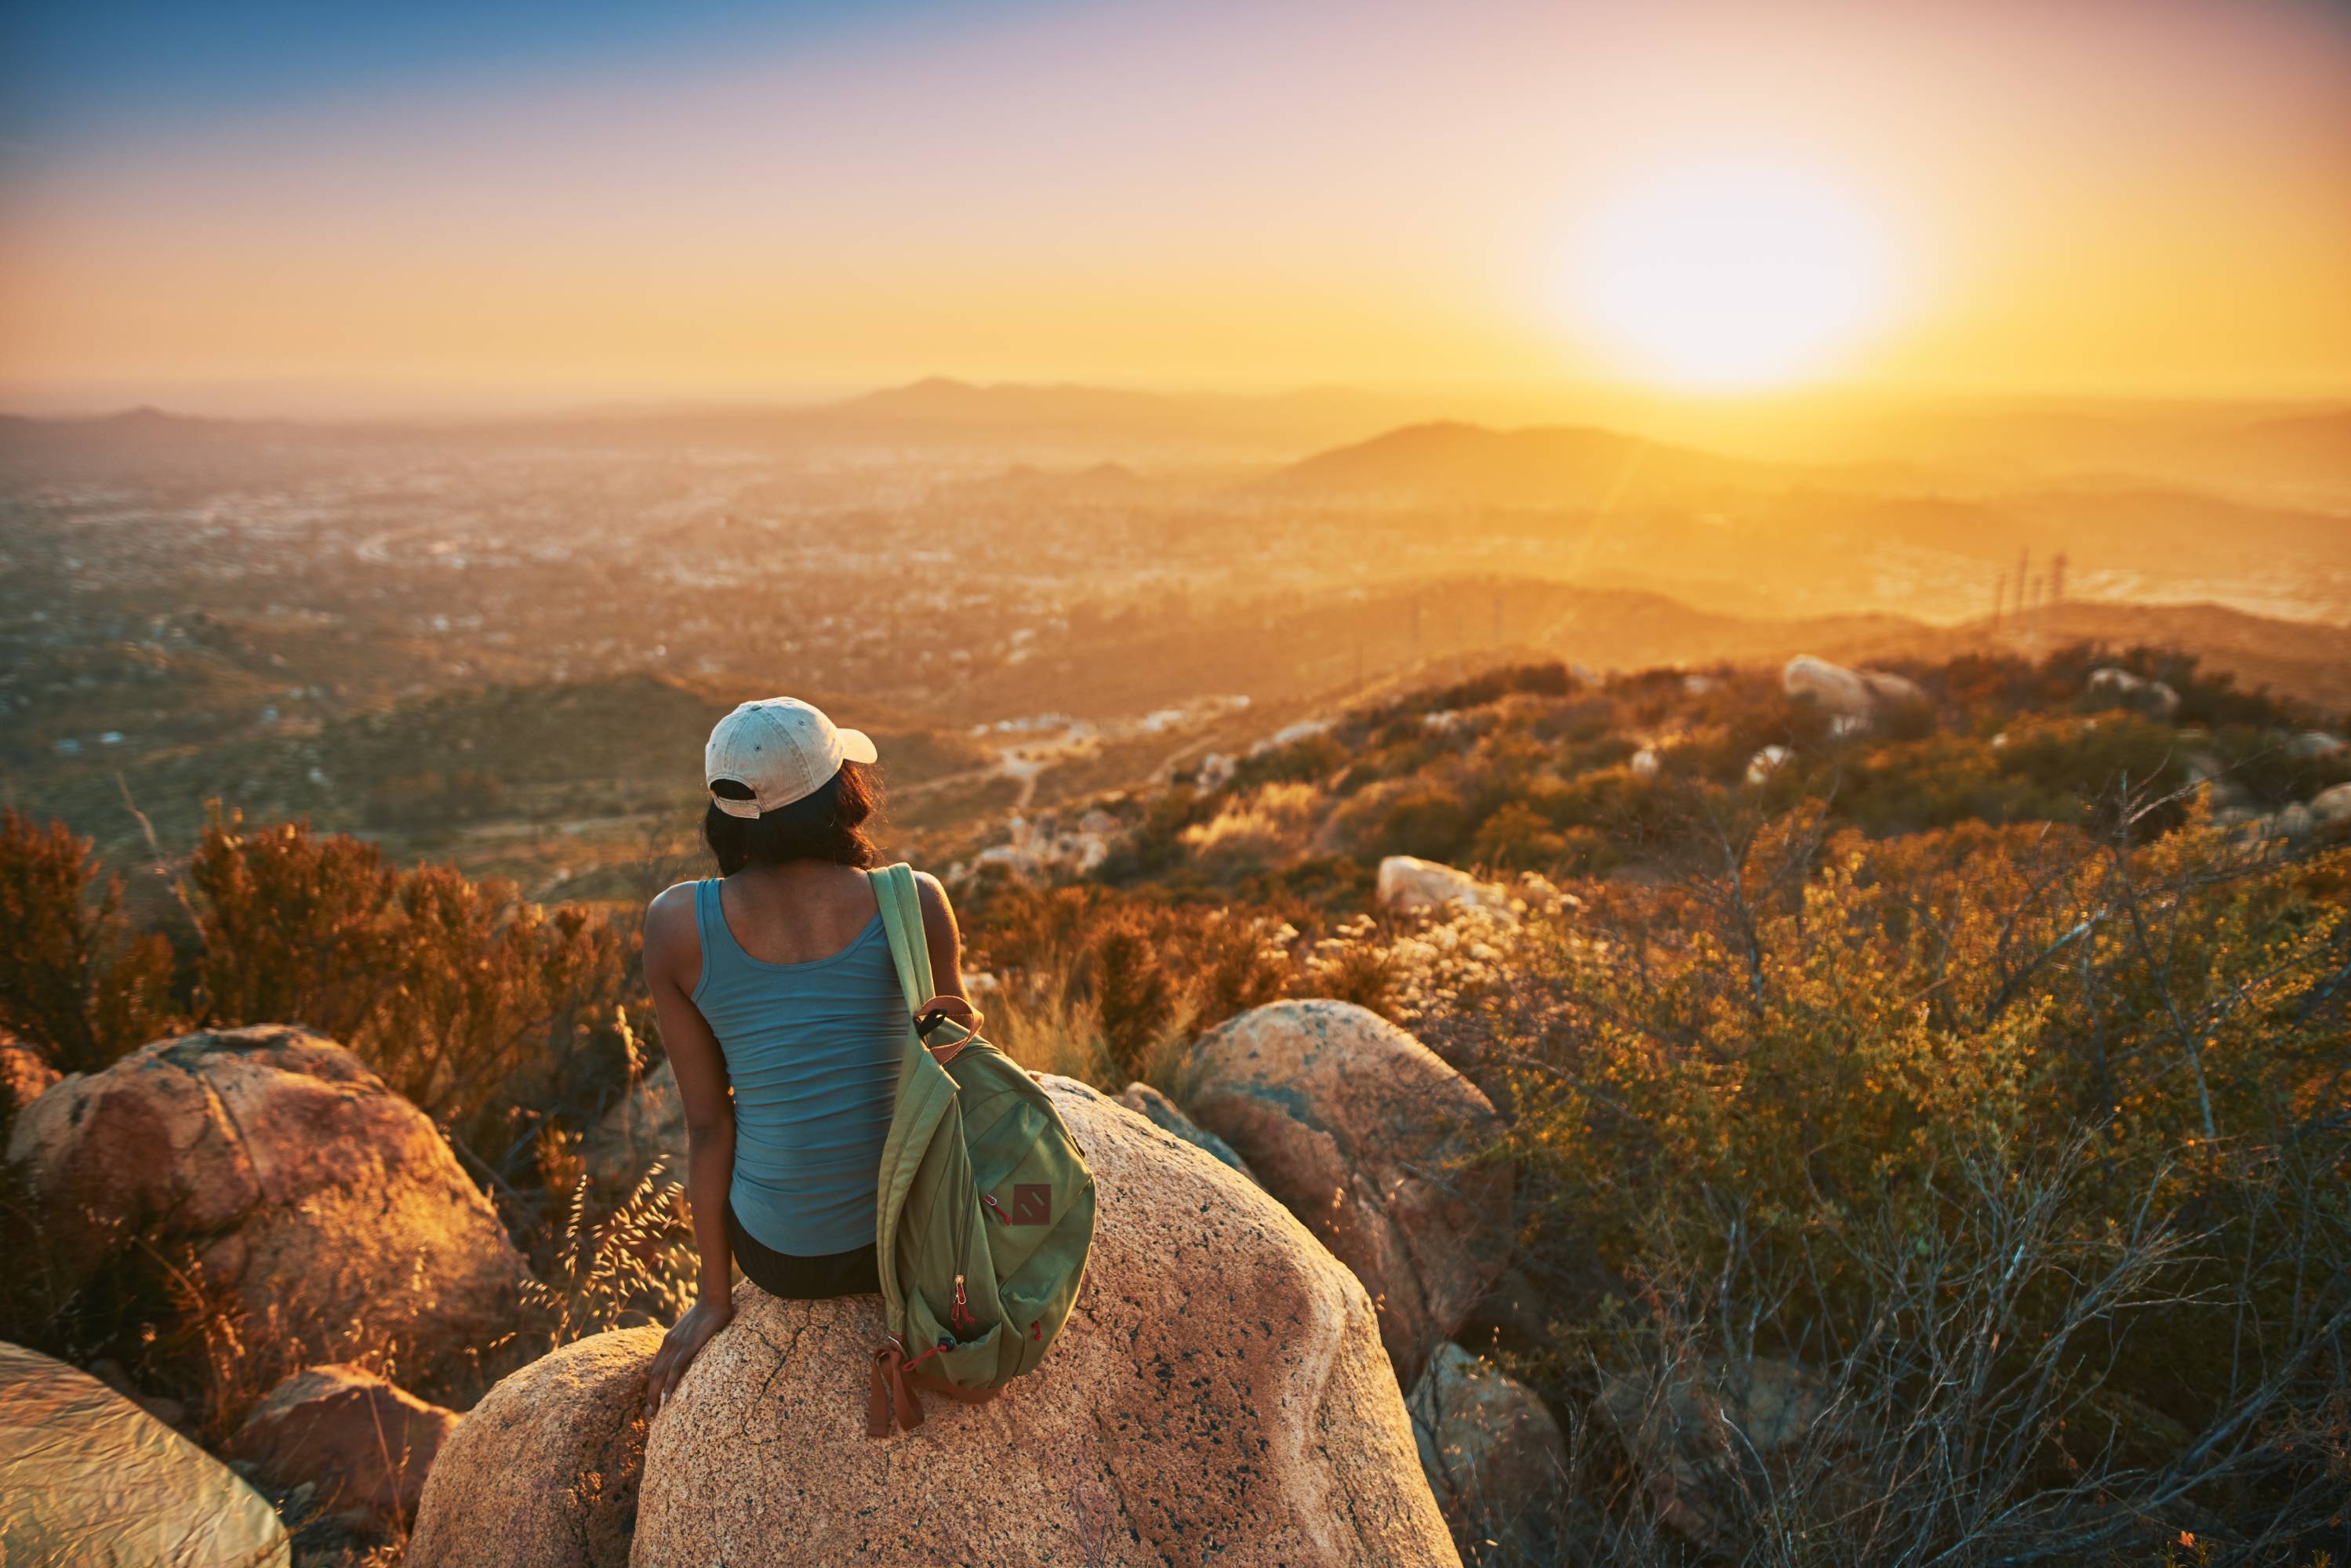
top-left (1994, 571), bottom-right (2007, 628)
top-left (2050, 551), bottom-right (2067, 605)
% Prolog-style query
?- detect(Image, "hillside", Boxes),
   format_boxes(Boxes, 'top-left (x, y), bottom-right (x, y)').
top-left (1040, 641), bottom-right (2346, 908)
top-left (1258, 419), bottom-right (1786, 509)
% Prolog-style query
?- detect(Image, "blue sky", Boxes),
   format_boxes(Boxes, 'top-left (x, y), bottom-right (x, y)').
top-left (0, 1), bottom-right (991, 154)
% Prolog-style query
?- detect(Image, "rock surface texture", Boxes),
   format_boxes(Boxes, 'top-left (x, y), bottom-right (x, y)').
top-left (408, 1327), bottom-right (663, 1568)
top-left (231, 1363), bottom-right (462, 1530)
top-left (6, 1025), bottom-right (530, 1377)
top-left (1408, 1344), bottom-right (1565, 1547)
top-left (414, 1078), bottom-right (1458, 1568)
top-left (1183, 1000), bottom-right (1513, 1387)
top-left (1114, 1080), bottom-right (1258, 1182)
top-left (0, 1341), bottom-right (290, 1568)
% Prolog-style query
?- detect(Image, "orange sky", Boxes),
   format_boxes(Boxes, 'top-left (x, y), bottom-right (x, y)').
top-left (2, 0), bottom-right (2347, 416)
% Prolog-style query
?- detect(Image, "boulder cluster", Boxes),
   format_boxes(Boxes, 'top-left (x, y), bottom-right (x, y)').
top-left (9, 949), bottom-right (1575, 1562)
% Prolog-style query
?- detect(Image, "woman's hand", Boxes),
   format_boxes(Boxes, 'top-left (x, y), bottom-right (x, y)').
top-left (644, 1298), bottom-right (735, 1419)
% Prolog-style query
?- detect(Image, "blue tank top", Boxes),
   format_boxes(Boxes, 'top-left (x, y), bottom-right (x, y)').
top-left (690, 877), bottom-right (903, 1257)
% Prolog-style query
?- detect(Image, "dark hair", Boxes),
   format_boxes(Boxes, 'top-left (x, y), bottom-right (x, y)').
top-left (703, 762), bottom-right (881, 875)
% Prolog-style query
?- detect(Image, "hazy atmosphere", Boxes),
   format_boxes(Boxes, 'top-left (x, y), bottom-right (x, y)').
top-left (3, 3), bottom-right (2349, 1566)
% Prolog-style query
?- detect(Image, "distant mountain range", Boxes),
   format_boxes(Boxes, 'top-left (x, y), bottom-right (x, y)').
top-left (1255, 419), bottom-right (1793, 508)
top-left (6, 379), bottom-right (2345, 494)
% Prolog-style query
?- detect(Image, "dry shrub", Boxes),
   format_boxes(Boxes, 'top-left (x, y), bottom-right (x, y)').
top-left (0, 808), bottom-right (179, 1071)
top-left (187, 810), bottom-right (637, 1132)
top-left (967, 883), bottom-right (1306, 1086)
top-left (1447, 797), bottom-right (2351, 1563)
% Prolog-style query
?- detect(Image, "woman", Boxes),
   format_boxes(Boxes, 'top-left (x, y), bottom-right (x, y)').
top-left (638, 696), bottom-right (962, 1417)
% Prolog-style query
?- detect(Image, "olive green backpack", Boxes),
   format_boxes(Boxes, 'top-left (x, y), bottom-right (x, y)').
top-left (864, 862), bottom-right (1096, 1437)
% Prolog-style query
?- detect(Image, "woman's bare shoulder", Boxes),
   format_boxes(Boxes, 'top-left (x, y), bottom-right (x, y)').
top-left (644, 880), bottom-right (705, 966)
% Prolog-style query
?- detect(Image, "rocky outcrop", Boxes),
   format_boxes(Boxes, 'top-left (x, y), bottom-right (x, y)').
top-left (0, 1341), bottom-right (290, 1567)
top-left (415, 1077), bottom-right (1459, 1568)
top-left (1114, 1080), bottom-right (1257, 1182)
top-left (6, 1025), bottom-right (530, 1380)
top-left (406, 1327), bottom-right (662, 1568)
top-left (1598, 1356), bottom-right (1829, 1544)
top-left (1184, 1000), bottom-right (1513, 1386)
top-left (583, 1058), bottom-right (684, 1192)
top-left (1408, 1344), bottom-right (1565, 1548)
top-left (230, 1363), bottom-right (461, 1531)
top-left (1376, 855), bottom-right (1516, 923)
top-left (2312, 782), bottom-right (2351, 826)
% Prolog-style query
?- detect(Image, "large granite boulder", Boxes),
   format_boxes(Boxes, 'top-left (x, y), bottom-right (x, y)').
top-left (1184, 1000), bottom-right (1513, 1385)
top-left (412, 1078), bottom-right (1458, 1568)
top-left (407, 1327), bottom-right (663, 1568)
top-left (5, 1025), bottom-right (530, 1381)
top-left (1407, 1343), bottom-right (1565, 1552)
top-left (0, 1341), bottom-right (290, 1567)
top-left (230, 1363), bottom-right (462, 1531)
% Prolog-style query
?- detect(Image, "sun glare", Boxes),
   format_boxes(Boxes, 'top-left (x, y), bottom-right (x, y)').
top-left (1568, 162), bottom-right (1899, 393)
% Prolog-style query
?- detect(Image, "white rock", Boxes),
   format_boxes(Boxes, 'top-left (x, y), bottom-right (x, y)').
top-left (1376, 855), bottom-right (1516, 922)
top-left (2088, 666), bottom-right (2181, 720)
top-left (1782, 656), bottom-right (1874, 720)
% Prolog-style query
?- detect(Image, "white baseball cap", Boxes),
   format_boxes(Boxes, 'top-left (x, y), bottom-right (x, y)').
top-left (704, 698), bottom-right (878, 818)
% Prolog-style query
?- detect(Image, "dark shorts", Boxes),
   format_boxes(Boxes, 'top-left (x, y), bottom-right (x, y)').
top-left (725, 1198), bottom-right (881, 1300)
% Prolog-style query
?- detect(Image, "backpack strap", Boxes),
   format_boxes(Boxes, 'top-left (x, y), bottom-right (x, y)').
top-left (869, 863), bottom-right (934, 1016)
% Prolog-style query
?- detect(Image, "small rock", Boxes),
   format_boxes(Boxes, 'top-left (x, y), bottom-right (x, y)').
top-left (583, 1058), bottom-right (685, 1191)
top-left (231, 1363), bottom-right (462, 1531)
top-left (1408, 1343), bottom-right (1566, 1549)
top-left (1598, 1356), bottom-right (1830, 1544)
top-left (1114, 1081), bottom-right (1259, 1182)
top-left (2087, 666), bottom-right (2181, 720)
top-left (1376, 855), bottom-right (1516, 924)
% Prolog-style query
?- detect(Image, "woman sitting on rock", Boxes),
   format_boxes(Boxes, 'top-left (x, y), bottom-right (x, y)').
top-left (636, 698), bottom-right (963, 1416)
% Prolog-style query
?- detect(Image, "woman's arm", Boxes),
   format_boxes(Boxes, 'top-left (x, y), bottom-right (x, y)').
top-left (640, 882), bottom-right (738, 1418)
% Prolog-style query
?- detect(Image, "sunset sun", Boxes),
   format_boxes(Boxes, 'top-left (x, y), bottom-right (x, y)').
top-left (1568, 161), bottom-right (1899, 392)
